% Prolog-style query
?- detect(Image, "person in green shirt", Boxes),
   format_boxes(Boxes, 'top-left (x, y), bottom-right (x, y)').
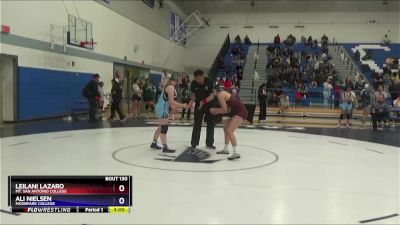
top-left (180, 81), bottom-right (192, 120)
top-left (142, 78), bottom-right (157, 114)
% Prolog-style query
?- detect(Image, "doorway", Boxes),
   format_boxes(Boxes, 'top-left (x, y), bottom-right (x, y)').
top-left (0, 54), bottom-right (18, 123)
top-left (113, 63), bottom-right (149, 117)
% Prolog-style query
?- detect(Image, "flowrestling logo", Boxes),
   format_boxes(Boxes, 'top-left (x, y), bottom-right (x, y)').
top-left (155, 147), bottom-right (223, 163)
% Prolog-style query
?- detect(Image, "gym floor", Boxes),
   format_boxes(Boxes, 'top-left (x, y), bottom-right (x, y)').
top-left (0, 118), bottom-right (399, 224)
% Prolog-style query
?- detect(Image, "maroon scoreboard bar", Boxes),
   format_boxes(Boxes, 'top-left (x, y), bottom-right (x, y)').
top-left (8, 176), bottom-right (132, 213)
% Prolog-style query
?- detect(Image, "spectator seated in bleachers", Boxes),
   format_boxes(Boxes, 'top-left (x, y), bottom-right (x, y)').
top-left (263, 36), bottom-right (343, 108)
top-left (223, 77), bottom-right (232, 91)
top-left (216, 77), bottom-right (224, 86)
top-left (392, 95), bottom-right (400, 117)
top-left (383, 65), bottom-right (393, 77)
top-left (321, 34), bottom-right (329, 46)
top-left (321, 45), bottom-right (329, 55)
top-left (309, 79), bottom-right (318, 88)
top-left (272, 55), bottom-right (281, 68)
top-left (231, 82), bottom-right (239, 97)
top-left (295, 83), bottom-right (308, 107)
top-left (306, 35), bottom-right (313, 46)
top-left (300, 35), bottom-right (307, 45)
top-left (385, 56), bottom-right (399, 69)
top-left (389, 79), bottom-right (400, 101)
top-left (279, 92), bottom-right (290, 115)
top-left (394, 58), bottom-right (399, 67)
top-left (266, 45), bottom-right (274, 56)
top-left (231, 44), bottom-right (246, 66)
top-left (270, 86), bottom-right (283, 107)
top-left (371, 95), bottom-right (390, 131)
top-left (354, 50), bottom-right (361, 60)
top-left (374, 85), bottom-right (389, 102)
top-left (344, 76), bottom-right (355, 90)
top-left (373, 72), bottom-right (384, 88)
top-left (274, 34), bottom-right (281, 45)
top-left (283, 34), bottom-right (296, 46)
top-left (394, 95), bottom-right (400, 107)
top-left (244, 35), bottom-right (252, 45)
top-left (312, 39), bottom-right (319, 48)
top-left (215, 35), bottom-right (251, 89)
top-left (355, 75), bottom-right (366, 92)
top-left (362, 49), bottom-right (373, 61)
top-left (218, 56), bottom-right (225, 68)
top-left (231, 45), bottom-right (240, 57)
top-left (234, 35), bottom-right (242, 44)
top-left (240, 51), bottom-right (246, 61)
top-left (268, 44), bottom-right (282, 56)
top-left (393, 72), bottom-right (400, 81)
top-left (235, 63), bottom-right (243, 77)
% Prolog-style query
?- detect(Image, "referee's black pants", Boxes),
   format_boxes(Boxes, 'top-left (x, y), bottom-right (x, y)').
top-left (191, 102), bottom-right (215, 147)
top-left (88, 97), bottom-right (98, 122)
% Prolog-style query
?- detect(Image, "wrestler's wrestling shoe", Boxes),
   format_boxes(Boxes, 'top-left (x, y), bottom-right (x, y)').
top-left (162, 146), bottom-right (176, 153)
top-left (150, 142), bottom-right (162, 149)
top-left (216, 150), bottom-right (229, 154)
top-left (228, 153), bottom-right (240, 160)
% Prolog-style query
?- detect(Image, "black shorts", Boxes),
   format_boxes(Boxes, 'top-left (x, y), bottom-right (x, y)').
top-left (132, 95), bottom-right (142, 101)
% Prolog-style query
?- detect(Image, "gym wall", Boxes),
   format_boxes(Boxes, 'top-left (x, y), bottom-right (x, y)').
top-left (0, 0), bottom-right (185, 120)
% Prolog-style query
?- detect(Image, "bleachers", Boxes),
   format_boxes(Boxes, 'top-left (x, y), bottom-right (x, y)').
top-left (262, 43), bottom-right (325, 106)
top-left (343, 43), bottom-right (400, 84)
top-left (217, 43), bottom-right (250, 78)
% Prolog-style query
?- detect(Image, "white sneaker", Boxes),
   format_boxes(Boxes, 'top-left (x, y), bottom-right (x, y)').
top-left (228, 153), bottom-right (241, 160)
top-left (217, 150), bottom-right (229, 154)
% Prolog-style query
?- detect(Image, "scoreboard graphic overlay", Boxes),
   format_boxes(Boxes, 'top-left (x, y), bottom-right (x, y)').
top-left (8, 176), bottom-right (132, 213)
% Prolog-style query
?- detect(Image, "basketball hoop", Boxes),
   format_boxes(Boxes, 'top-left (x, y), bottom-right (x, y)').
top-left (80, 41), bottom-right (97, 49)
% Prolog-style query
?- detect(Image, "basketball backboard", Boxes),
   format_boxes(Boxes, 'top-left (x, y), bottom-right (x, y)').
top-left (67, 14), bottom-right (94, 50)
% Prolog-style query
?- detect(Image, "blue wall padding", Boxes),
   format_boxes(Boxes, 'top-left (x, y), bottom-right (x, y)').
top-left (149, 73), bottom-right (162, 88)
top-left (18, 67), bottom-right (93, 120)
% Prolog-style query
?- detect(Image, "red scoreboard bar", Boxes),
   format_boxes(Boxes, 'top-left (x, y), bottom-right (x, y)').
top-left (8, 176), bottom-right (132, 213)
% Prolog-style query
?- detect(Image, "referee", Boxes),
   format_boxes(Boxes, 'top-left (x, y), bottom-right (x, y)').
top-left (187, 69), bottom-right (216, 150)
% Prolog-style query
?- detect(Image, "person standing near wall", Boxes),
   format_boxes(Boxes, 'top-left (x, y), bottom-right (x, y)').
top-left (97, 81), bottom-right (105, 120)
top-left (132, 78), bottom-right (143, 119)
top-left (108, 71), bottom-right (126, 122)
top-left (82, 74), bottom-right (101, 123)
top-left (187, 70), bottom-right (216, 150)
top-left (371, 95), bottom-right (389, 131)
top-left (360, 84), bottom-right (371, 126)
top-left (142, 78), bottom-right (157, 116)
top-left (180, 81), bottom-right (192, 121)
top-left (258, 83), bottom-right (267, 123)
top-left (337, 86), bottom-right (356, 128)
top-left (323, 78), bottom-right (333, 108)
